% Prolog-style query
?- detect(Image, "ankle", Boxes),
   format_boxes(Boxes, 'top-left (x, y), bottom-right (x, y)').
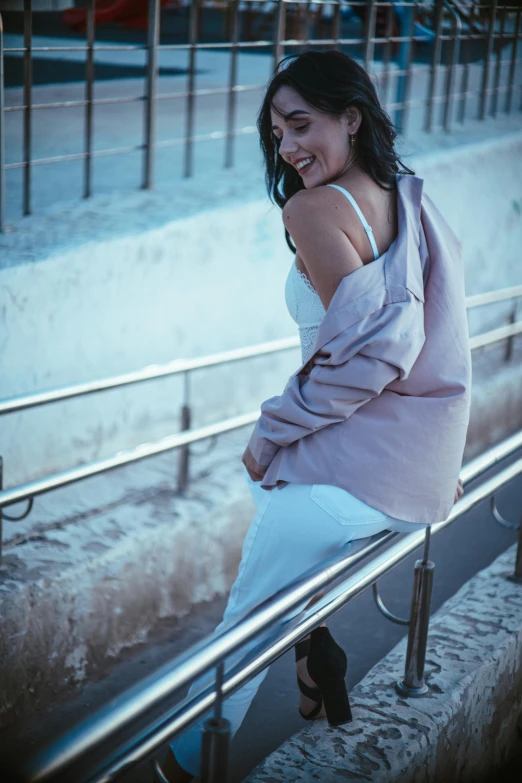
top-left (159, 748), bottom-right (195, 782)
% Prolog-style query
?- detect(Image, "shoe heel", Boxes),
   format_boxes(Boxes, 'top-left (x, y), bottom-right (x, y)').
top-left (320, 675), bottom-right (353, 726)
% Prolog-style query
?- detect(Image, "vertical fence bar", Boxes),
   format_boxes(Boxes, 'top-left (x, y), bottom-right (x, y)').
top-left (379, 2), bottom-right (394, 109)
top-left (458, 0), bottom-right (473, 123)
top-left (505, 5), bottom-right (521, 113)
top-left (490, 3), bottom-right (505, 117)
top-left (200, 663), bottom-right (231, 783)
top-left (396, 527), bottom-right (434, 696)
top-left (273, 0), bottom-right (286, 72)
top-left (332, 0), bottom-right (341, 50)
top-left (0, 12), bottom-right (5, 234)
top-left (84, 0), bottom-right (95, 199)
top-left (508, 520), bottom-right (522, 583)
top-left (364, 0), bottom-right (377, 71)
top-left (479, 0), bottom-right (497, 119)
top-left (425, 0), bottom-right (444, 131)
top-left (177, 372), bottom-right (192, 493)
top-left (184, 0), bottom-right (199, 178)
top-left (395, 0), bottom-right (416, 134)
top-left (224, 0), bottom-right (240, 169)
top-left (0, 457), bottom-right (3, 566)
top-left (23, 0), bottom-right (32, 217)
top-left (443, 4), bottom-right (461, 132)
top-left (143, 0), bottom-right (160, 189)
top-left (505, 302), bottom-right (517, 362)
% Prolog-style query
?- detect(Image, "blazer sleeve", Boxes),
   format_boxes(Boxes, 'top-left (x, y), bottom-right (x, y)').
top-left (248, 292), bottom-right (425, 466)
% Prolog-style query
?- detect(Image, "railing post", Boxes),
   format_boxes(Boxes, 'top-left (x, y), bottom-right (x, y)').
top-left (508, 523), bottom-right (522, 584)
top-left (479, 0), bottom-right (497, 120)
top-left (363, 0), bottom-right (376, 72)
top-left (23, 0), bottom-right (32, 217)
top-left (396, 527), bottom-right (434, 696)
top-left (184, 0), bottom-right (199, 178)
top-left (273, 0), bottom-right (286, 72)
top-left (143, 0), bottom-right (160, 189)
top-left (0, 456), bottom-right (3, 565)
top-left (394, 0), bottom-right (416, 135)
top-left (0, 11), bottom-right (5, 234)
top-left (200, 662), bottom-right (231, 783)
top-left (505, 303), bottom-right (517, 362)
top-left (177, 373), bottom-right (191, 493)
top-left (425, 0), bottom-right (444, 132)
top-left (83, 0), bottom-right (95, 199)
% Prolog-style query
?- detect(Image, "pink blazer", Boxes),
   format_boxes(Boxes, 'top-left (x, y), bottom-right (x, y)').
top-left (247, 174), bottom-right (472, 526)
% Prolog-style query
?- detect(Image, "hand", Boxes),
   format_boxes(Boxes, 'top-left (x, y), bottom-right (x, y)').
top-left (242, 445), bottom-right (268, 482)
top-left (454, 478), bottom-right (464, 504)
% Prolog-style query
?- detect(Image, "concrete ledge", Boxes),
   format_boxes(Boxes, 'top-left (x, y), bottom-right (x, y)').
top-left (244, 544), bottom-right (522, 783)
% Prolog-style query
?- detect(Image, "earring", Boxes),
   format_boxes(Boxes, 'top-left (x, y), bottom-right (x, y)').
top-left (349, 134), bottom-right (356, 148)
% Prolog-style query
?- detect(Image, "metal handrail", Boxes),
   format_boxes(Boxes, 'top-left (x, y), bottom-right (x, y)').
top-left (0, 286), bottom-right (521, 418)
top-left (12, 434), bottom-right (522, 783)
top-left (0, 412), bottom-right (258, 510)
top-left (0, 317), bottom-right (521, 515)
top-left (0, 336), bottom-right (299, 416)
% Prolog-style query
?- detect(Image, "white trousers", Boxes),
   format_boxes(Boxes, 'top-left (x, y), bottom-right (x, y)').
top-left (171, 470), bottom-right (418, 776)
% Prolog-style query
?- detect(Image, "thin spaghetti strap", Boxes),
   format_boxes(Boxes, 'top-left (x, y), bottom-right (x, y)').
top-left (327, 183), bottom-right (380, 260)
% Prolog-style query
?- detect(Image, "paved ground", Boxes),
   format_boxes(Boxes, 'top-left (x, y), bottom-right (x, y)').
top-left (1, 447), bottom-right (521, 782)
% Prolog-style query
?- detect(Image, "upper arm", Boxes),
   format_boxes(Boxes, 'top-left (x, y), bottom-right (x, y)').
top-left (283, 189), bottom-right (363, 310)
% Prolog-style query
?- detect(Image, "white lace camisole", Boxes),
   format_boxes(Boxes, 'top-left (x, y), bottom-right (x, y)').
top-left (284, 184), bottom-right (380, 365)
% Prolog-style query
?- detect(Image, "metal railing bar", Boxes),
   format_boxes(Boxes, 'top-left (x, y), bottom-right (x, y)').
top-left (469, 319), bottom-right (522, 350)
top-left (0, 11), bottom-right (5, 234)
top-left (0, 339), bottom-right (298, 415)
top-left (23, 0), bottom-right (32, 217)
top-left (184, 0), bottom-right (199, 179)
top-left (2, 84), bottom-right (266, 114)
top-left (442, 1), bottom-right (462, 132)
top-left (0, 412), bottom-right (258, 510)
top-left (460, 428), bottom-right (522, 484)
top-left (142, 0), bottom-right (160, 190)
top-left (4, 146), bottom-right (145, 169)
top-left (6, 72), bottom-right (521, 118)
top-left (83, 0), bottom-right (94, 200)
top-left (20, 453), bottom-right (522, 783)
top-left (1, 304), bottom-right (520, 417)
top-left (479, 0), bottom-right (498, 119)
top-left (224, 0), bottom-right (240, 169)
top-left (505, 5), bottom-right (521, 112)
top-left (466, 284), bottom-right (522, 307)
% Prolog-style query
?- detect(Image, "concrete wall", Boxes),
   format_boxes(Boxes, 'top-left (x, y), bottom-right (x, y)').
top-left (1, 132), bottom-right (521, 488)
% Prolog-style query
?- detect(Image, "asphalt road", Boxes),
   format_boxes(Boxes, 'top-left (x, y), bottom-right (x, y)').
top-left (1, 446), bottom-right (521, 783)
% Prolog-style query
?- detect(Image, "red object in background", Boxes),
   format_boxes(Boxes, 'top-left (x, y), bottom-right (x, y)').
top-left (62, 0), bottom-right (175, 32)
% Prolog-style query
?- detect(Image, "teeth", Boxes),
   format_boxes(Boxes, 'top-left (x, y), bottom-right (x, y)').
top-left (296, 157), bottom-right (314, 171)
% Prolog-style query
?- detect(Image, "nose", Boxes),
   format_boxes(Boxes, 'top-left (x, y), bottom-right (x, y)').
top-left (278, 134), bottom-right (299, 160)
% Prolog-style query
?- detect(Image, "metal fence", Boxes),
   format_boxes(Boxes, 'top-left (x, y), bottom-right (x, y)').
top-left (0, 282), bottom-right (521, 563)
top-left (1, 428), bottom-right (521, 783)
top-left (0, 0), bottom-right (521, 230)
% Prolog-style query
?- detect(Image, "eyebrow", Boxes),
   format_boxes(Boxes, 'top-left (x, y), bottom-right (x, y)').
top-left (271, 109), bottom-right (311, 130)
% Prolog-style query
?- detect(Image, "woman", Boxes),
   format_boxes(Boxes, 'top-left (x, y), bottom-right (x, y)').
top-left (161, 50), bottom-right (470, 782)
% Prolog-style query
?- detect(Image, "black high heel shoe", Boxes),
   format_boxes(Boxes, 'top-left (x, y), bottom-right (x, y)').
top-left (295, 635), bottom-right (325, 720)
top-left (297, 627), bottom-right (353, 727)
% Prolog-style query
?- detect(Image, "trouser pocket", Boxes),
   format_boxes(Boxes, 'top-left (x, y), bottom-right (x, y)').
top-left (309, 484), bottom-right (389, 526)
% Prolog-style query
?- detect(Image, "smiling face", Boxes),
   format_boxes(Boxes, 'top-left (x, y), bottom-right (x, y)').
top-left (270, 85), bottom-right (360, 188)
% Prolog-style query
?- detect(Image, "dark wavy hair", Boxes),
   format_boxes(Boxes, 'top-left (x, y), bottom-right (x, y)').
top-left (257, 50), bottom-right (414, 251)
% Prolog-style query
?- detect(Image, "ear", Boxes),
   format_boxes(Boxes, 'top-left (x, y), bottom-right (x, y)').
top-left (344, 106), bottom-right (362, 135)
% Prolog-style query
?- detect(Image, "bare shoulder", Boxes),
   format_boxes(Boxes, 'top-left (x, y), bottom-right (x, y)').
top-left (283, 186), bottom-right (342, 227)
top-left (281, 187), bottom-right (364, 311)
